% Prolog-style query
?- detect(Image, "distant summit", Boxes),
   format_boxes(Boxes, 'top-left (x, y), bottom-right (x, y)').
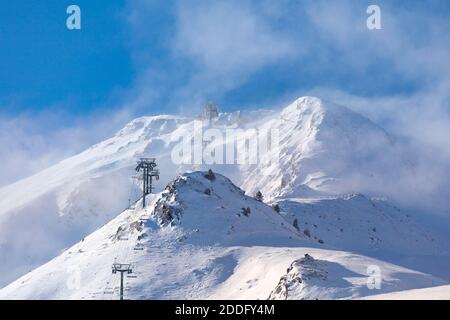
top-left (202, 101), bottom-right (219, 123)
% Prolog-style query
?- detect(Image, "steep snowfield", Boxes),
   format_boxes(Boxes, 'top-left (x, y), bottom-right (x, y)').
top-left (0, 172), bottom-right (447, 300)
top-left (276, 195), bottom-right (446, 255)
top-left (0, 108), bottom-right (280, 286)
top-left (0, 96), bottom-right (448, 293)
top-left (239, 97), bottom-right (410, 200)
top-left (0, 115), bottom-right (192, 286)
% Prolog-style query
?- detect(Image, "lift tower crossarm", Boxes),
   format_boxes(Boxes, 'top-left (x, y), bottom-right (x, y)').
top-left (112, 263), bottom-right (133, 300)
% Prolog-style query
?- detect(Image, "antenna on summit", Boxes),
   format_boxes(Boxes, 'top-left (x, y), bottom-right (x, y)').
top-left (203, 101), bottom-right (219, 125)
top-left (135, 158), bottom-right (159, 208)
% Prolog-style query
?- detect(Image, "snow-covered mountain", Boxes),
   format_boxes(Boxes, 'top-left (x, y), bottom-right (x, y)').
top-left (0, 96), bottom-right (448, 298)
top-left (276, 194), bottom-right (445, 255)
top-left (1, 172), bottom-right (447, 300)
top-left (239, 97), bottom-right (411, 200)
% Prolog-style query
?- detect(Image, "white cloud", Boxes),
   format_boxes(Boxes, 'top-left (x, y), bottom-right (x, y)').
top-left (173, 1), bottom-right (297, 75)
top-left (0, 107), bottom-right (134, 187)
top-left (122, 0), bottom-right (300, 113)
top-left (305, 85), bottom-right (450, 214)
top-left (304, 0), bottom-right (450, 84)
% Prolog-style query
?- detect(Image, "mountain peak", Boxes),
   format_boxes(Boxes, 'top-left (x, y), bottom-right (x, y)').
top-left (241, 95), bottom-right (399, 199)
top-left (0, 96), bottom-right (436, 289)
top-left (150, 170), bottom-right (302, 246)
top-left (280, 96), bottom-right (324, 119)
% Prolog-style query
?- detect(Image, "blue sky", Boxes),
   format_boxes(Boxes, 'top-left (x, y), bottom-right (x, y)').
top-left (1, 0), bottom-right (450, 185)
top-left (0, 0), bottom-right (133, 115)
top-left (2, 0), bottom-right (449, 115)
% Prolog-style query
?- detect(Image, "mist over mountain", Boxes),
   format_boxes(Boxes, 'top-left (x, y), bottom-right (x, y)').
top-left (0, 96), bottom-right (449, 299)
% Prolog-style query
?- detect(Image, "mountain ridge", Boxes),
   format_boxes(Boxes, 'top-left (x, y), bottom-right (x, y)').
top-left (0, 96), bottom-right (445, 289)
top-left (1, 171), bottom-right (447, 300)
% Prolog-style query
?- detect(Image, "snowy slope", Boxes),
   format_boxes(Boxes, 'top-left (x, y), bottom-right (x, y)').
top-left (275, 195), bottom-right (446, 255)
top-left (239, 97), bottom-right (410, 200)
top-left (0, 172), bottom-right (447, 300)
top-left (360, 285), bottom-right (450, 300)
top-left (0, 96), bottom-right (445, 288)
top-left (265, 253), bottom-right (447, 300)
top-left (0, 108), bottom-right (280, 286)
top-left (0, 115), bottom-right (192, 286)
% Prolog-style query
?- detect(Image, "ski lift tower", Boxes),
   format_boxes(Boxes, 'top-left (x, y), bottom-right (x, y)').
top-left (135, 158), bottom-right (160, 208)
top-left (111, 263), bottom-right (133, 300)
